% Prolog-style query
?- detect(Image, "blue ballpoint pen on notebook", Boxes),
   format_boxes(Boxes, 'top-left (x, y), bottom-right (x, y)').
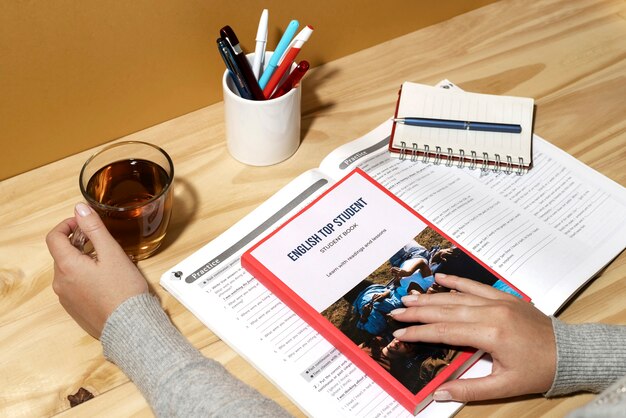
top-left (393, 117), bottom-right (522, 134)
top-left (259, 19), bottom-right (299, 89)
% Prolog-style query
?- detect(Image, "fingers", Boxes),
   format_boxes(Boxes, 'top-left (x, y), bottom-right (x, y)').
top-left (400, 289), bottom-right (488, 309)
top-left (392, 299), bottom-right (482, 327)
top-left (393, 321), bottom-right (497, 351)
top-left (390, 275), bottom-right (521, 352)
top-left (394, 274), bottom-right (522, 325)
top-left (73, 202), bottom-right (124, 259)
top-left (434, 374), bottom-right (515, 403)
top-left (397, 274), bottom-right (517, 312)
top-left (46, 217), bottom-right (80, 263)
top-left (435, 274), bottom-right (518, 301)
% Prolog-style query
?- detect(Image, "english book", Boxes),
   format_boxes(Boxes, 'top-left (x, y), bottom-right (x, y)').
top-left (241, 168), bottom-right (528, 414)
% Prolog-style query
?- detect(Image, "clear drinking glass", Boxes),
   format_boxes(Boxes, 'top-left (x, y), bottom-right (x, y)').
top-left (70, 141), bottom-right (174, 261)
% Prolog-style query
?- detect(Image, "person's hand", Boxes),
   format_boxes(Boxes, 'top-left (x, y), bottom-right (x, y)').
top-left (430, 247), bottom-right (456, 264)
top-left (390, 266), bottom-right (404, 279)
top-left (46, 202), bottom-right (149, 338)
top-left (390, 273), bottom-right (556, 403)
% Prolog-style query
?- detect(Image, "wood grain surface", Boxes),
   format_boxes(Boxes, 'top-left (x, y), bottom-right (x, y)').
top-left (1, 0), bottom-right (624, 416)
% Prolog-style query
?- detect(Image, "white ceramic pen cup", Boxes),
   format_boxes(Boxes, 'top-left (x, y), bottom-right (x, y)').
top-left (222, 52), bottom-right (301, 166)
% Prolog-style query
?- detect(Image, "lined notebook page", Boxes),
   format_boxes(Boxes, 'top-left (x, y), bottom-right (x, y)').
top-left (392, 82), bottom-right (534, 165)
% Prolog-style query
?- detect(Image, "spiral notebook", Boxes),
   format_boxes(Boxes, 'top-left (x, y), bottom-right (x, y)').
top-left (388, 81), bottom-right (534, 174)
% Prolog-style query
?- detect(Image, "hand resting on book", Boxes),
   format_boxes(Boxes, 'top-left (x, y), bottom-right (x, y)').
top-left (390, 273), bottom-right (557, 403)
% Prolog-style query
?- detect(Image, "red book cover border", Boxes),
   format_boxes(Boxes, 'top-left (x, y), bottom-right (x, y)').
top-left (242, 168), bottom-right (529, 413)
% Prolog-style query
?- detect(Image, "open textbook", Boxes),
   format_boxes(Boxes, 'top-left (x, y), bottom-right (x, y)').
top-left (160, 82), bottom-right (626, 417)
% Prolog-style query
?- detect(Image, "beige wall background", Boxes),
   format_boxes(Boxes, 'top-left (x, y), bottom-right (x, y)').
top-left (0, 0), bottom-right (496, 181)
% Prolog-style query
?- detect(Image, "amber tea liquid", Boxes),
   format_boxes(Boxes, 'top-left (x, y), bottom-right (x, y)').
top-left (85, 158), bottom-right (172, 260)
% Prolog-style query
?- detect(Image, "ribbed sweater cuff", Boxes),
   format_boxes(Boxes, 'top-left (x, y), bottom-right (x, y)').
top-left (100, 293), bottom-right (203, 404)
top-left (546, 317), bottom-right (626, 397)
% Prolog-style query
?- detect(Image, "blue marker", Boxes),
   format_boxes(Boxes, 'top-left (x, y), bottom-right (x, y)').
top-left (259, 20), bottom-right (299, 89)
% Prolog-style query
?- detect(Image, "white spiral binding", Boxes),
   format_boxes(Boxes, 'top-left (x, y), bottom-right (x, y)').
top-left (469, 151), bottom-right (477, 170)
top-left (446, 148), bottom-right (454, 167)
top-left (422, 145), bottom-right (430, 164)
top-left (396, 142), bottom-right (526, 174)
top-left (399, 141), bottom-right (407, 160)
top-left (493, 154), bottom-right (501, 173)
top-left (457, 149), bottom-right (466, 169)
top-left (481, 152), bottom-right (489, 172)
top-left (433, 146), bottom-right (442, 165)
top-left (505, 156), bottom-right (513, 174)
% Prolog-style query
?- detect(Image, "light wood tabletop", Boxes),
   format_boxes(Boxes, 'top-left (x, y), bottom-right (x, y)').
top-left (1, 0), bottom-right (624, 416)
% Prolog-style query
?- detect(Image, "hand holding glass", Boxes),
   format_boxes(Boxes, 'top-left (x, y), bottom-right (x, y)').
top-left (70, 141), bottom-right (174, 261)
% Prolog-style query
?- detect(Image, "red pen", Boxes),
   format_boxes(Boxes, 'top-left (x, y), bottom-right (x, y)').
top-left (270, 60), bottom-right (310, 99)
top-left (263, 25), bottom-right (313, 98)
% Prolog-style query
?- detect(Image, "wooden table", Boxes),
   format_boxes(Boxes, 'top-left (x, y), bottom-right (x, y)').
top-left (1, 0), bottom-right (624, 416)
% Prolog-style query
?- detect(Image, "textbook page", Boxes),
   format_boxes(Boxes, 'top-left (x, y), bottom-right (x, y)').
top-left (161, 168), bottom-right (461, 417)
top-left (320, 119), bottom-right (626, 315)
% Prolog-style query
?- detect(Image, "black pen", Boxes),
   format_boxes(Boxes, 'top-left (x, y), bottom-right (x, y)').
top-left (216, 38), bottom-right (253, 99)
top-left (220, 25), bottom-right (265, 100)
top-left (393, 117), bottom-right (522, 134)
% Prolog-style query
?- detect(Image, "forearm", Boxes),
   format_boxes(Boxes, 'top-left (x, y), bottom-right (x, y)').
top-left (546, 317), bottom-right (626, 397)
top-left (101, 293), bottom-right (291, 417)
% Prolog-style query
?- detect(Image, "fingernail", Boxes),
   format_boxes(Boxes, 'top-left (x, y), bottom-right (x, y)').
top-left (436, 273), bottom-right (447, 279)
top-left (433, 390), bottom-right (452, 401)
top-left (75, 202), bottom-right (92, 217)
top-left (393, 328), bottom-right (406, 338)
top-left (390, 308), bottom-right (406, 316)
top-left (402, 294), bottom-right (418, 303)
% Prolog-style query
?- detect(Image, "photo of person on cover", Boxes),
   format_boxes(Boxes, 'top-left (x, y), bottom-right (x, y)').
top-left (321, 226), bottom-right (521, 395)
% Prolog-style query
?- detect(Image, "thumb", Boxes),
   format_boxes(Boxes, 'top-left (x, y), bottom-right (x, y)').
top-left (74, 202), bottom-right (123, 258)
top-left (433, 374), bottom-right (511, 403)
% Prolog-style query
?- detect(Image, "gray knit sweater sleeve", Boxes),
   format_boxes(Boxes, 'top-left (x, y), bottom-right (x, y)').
top-left (100, 293), bottom-right (292, 417)
top-left (546, 317), bottom-right (626, 397)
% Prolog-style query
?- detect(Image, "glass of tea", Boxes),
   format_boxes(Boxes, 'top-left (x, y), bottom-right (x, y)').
top-left (71, 141), bottom-right (174, 261)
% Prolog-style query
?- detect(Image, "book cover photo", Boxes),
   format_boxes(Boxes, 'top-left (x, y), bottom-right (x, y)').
top-left (241, 168), bottom-right (527, 414)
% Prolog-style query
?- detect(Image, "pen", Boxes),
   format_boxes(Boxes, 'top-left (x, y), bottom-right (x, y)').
top-left (216, 37), bottom-right (253, 99)
top-left (252, 9), bottom-right (268, 80)
top-left (270, 60), bottom-right (310, 99)
top-left (220, 25), bottom-right (265, 100)
top-left (263, 25), bottom-right (313, 98)
top-left (393, 117), bottom-right (522, 134)
top-left (258, 19), bottom-right (299, 90)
